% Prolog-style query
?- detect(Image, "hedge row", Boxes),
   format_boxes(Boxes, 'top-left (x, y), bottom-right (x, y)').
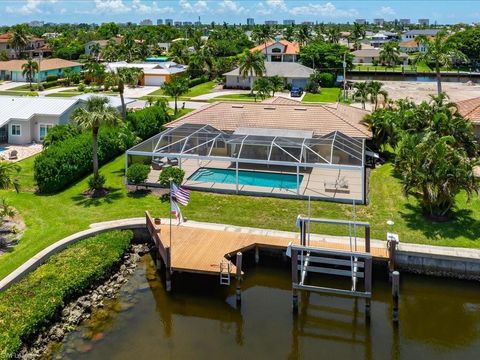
top-left (34, 127), bottom-right (136, 193)
top-left (0, 230), bottom-right (133, 357)
top-left (127, 104), bottom-right (170, 140)
top-left (189, 75), bottom-right (209, 87)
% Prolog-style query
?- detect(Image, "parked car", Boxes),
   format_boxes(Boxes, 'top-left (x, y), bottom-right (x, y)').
top-left (290, 87), bottom-right (303, 97)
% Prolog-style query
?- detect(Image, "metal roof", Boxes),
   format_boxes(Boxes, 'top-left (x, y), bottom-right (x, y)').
top-left (0, 96), bottom-right (79, 127)
top-left (224, 62), bottom-right (314, 79)
top-left (74, 94), bottom-right (136, 109)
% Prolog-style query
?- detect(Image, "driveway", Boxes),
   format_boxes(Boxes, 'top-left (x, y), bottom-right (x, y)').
top-left (123, 86), bottom-right (160, 98)
top-left (0, 81), bottom-right (29, 91)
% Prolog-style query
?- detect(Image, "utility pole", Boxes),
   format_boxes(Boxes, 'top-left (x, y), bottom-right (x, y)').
top-left (343, 52), bottom-right (346, 98)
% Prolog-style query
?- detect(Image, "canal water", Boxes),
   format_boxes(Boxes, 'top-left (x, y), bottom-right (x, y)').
top-left (48, 254), bottom-right (480, 360)
top-left (346, 72), bottom-right (480, 83)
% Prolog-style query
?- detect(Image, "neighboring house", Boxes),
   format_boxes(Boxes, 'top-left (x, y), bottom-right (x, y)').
top-left (250, 40), bottom-right (300, 62)
top-left (126, 101), bottom-right (372, 203)
top-left (457, 97), bottom-right (480, 138)
top-left (0, 94), bottom-right (137, 145)
top-left (0, 33), bottom-right (50, 59)
top-left (105, 61), bottom-right (188, 86)
top-left (368, 32), bottom-right (399, 47)
top-left (352, 49), bottom-right (409, 65)
top-left (224, 62), bottom-right (314, 89)
top-left (0, 96), bottom-right (79, 145)
top-left (0, 58), bottom-right (82, 82)
top-left (158, 42), bottom-right (171, 52)
top-left (401, 29), bottom-right (440, 41)
top-left (84, 38), bottom-right (122, 56)
top-left (399, 39), bottom-right (429, 53)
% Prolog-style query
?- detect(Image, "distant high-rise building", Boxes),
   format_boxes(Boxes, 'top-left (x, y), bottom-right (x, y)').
top-left (355, 19), bottom-right (367, 25)
top-left (194, 21), bottom-right (201, 26)
top-left (183, 21), bottom-right (193, 26)
top-left (302, 21), bottom-right (314, 26)
top-left (157, 19), bottom-right (163, 25)
top-left (247, 18), bottom-right (255, 25)
top-left (139, 19), bottom-right (153, 26)
top-left (165, 19), bottom-right (173, 26)
top-left (283, 19), bottom-right (295, 26)
top-left (265, 20), bottom-right (278, 25)
top-left (399, 18), bottom-right (411, 25)
top-left (373, 18), bottom-right (384, 26)
top-left (418, 18), bottom-right (429, 26)
top-left (174, 21), bottom-right (182, 26)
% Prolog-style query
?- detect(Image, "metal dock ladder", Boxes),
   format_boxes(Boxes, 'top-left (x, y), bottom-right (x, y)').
top-left (219, 260), bottom-right (231, 285)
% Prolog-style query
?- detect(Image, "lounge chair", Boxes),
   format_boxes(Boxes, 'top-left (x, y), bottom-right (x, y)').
top-left (8, 150), bottom-right (18, 160)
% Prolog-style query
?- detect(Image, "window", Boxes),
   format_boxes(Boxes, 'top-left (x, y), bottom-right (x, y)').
top-left (11, 124), bottom-right (21, 136)
top-left (39, 124), bottom-right (54, 141)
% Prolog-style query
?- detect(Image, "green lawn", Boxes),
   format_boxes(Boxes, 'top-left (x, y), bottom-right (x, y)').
top-left (0, 91), bottom-right (29, 96)
top-left (9, 84), bottom-right (63, 91)
top-left (45, 92), bottom-right (82, 97)
top-left (147, 81), bottom-right (217, 99)
top-left (303, 88), bottom-right (342, 103)
top-left (209, 93), bottom-right (259, 102)
top-left (2, 155), bottom-right (480, 280)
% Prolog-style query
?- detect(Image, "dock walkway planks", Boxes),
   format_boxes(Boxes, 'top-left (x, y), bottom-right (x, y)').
top-left (154, 222), bottom-right (388, 276)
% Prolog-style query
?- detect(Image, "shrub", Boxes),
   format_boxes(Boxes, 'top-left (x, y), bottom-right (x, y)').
top-left (0, 230), bottom-right (132, 357)
top-left (159, 166), bottom-right (185, 187)
top-left (126, 104), bottom-right (170, 140)
top-left (42, 81), bottom-right (58, 89)
top-left (34, 126), bottom-right (136, 193)
top-left (188, 75), bottom-right (209, 87)
top-left (77, 83), bottom-right (86, 92)
top-left (88, 173), bottom-right (106, 190)
top-left (126, 163), bottom-right (150, 189)
top-left (318, 73), bottom-right (335, 87)
top-left (46, 75), bottom-right (58, 82)
top-left (43, 124), bottom-right (80, 148)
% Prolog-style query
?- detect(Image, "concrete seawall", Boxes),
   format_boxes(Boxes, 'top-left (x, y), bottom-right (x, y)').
top-left (1, 217), bottom-right (480, 293)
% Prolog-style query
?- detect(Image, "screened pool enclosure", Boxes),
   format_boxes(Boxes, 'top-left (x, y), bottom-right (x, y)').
top-left (125, 124), bottom-right (367, 203)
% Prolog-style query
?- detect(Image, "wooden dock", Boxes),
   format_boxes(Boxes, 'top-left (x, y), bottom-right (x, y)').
top-left (146, 212), bottom-right (388, 277)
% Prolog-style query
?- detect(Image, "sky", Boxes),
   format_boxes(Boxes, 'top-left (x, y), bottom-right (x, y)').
top-left (1, 0), bottom-right (479, 25)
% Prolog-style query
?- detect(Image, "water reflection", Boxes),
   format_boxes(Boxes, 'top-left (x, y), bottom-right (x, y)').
top-left (49, 254), bottom-right (480, 360)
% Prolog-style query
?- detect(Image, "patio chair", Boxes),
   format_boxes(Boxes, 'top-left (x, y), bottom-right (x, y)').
top-left (8, 150), bottom-right (18, 160)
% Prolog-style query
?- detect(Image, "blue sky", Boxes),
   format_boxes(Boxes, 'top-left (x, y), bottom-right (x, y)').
top-left (1, 0), bottom-right (479, 25)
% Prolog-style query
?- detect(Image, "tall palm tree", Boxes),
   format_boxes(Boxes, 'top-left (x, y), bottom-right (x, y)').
top-left (379, 42), bottom-right (400, 67)
top-left (415, 31), bottom-right (467, 95)
top-left (90, 42), bottom-right (102, 61)
top-left (352, 22), bottom-right (366, 40)
top-left (326, 27), bottom-right (340, 44)
top-left (161, 75), bottom-right (190, 114)
top-left (353, 82), bottom-right (370, 109)
top-left (111, 67), bottom-right (143, 119)
top-left (71, 96), bottom-right (120, 188)
top-left (368, 81), bottom-right (388, 110)
top-left (269, 76), bottom-right (284, 97)
top-left (21, 58), bottom-right (39, 89)
top-left (8, 24), bottom-right (30, 58)
top-left (239, 50), bottom-right (266, 92)
top-left (295, 25), bottom-right (312, 46)
top-left (252, 25), bottom-right (274, 57)
top-left (0, 161), bottom-right (21, 193)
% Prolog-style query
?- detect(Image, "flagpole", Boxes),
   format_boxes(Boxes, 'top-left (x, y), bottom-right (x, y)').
top-left (169, 177), bottom-right (173, 257)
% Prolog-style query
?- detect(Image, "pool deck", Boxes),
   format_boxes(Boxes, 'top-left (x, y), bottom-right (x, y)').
top-left (0, 143), bottom-right (43, 162)
top-left (147, 159), bottom-right (364, 203)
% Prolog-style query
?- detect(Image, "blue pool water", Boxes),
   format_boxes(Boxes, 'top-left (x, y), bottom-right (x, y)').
top-left (189, 168), bottom-right (303, 189)
top-left (0, 147), bottom-right (6, 156)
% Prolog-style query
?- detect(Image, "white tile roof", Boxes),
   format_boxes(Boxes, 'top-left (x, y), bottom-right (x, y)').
top-left (0, 96), bottom-right (79, 128)
top-left (73, 94), bottom-right (136, 108)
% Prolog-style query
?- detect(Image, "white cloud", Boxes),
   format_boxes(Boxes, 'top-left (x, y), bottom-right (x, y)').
top-left (179, 0), bottom-right (209, 14)
top-left (376, 6), bottom-right (396, 16)
top-left (256, 2), bottom-right (272, 16)
top-left (266, 0), bottom-right (287, 12)
top-left (131, 0), bottom-right (174, 14)
top-left (290, 2), bottom-right (358, 18)
top-left (218, 0), bottom-right (247, 14)
top-left (94, 0), bottom-right (131, 13)
top-left (6, 0), bottom-right (43, 14)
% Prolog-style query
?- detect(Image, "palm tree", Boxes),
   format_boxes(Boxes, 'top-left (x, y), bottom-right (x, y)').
top-left (368, 81), bottom-right (388, 110)
top-left (379, 42), bottom-right (400, 67)
top-left (111, 67), bottom-right (143, 119)
top-left (253, 78), bottom-right (273, 100)
top-left (326, 27), bottom-right (340, 44)
top-left (295, 25), bottom-right (312, 46)
top-left (239, 50), bottom-right (266, 92)
top-left (161, 75), bottom-right (190, 114)
top-left (352, 22), bottom-right (366, 40)
top-left (8, 24), bottom-right (30, 58)
top-left (0, 161), bottom-right (21, 193)
top-left (252, 25), bottom-right (273, 56)
top-left (71, 96), bottom-right (120, 189)
top-left (90, 42), bottom-right (102, 61)
top-left (415, 31), bottom-right (467, 95)
top-left (353, 82), bottom-right (370, 109)
top-left (21, 58), bottom-right (39, 90)
top-left (268, 76), bottom-right (284, 97)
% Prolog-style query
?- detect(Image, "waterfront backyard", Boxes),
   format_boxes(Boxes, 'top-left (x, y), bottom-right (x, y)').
top-left (1, 153), bottom-right (480, 280)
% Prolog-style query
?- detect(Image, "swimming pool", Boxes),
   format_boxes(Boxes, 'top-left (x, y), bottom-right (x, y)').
top-left (0, 147), bottom-right (6, 157)
top-left (188, 168), bottom-right (303, 189)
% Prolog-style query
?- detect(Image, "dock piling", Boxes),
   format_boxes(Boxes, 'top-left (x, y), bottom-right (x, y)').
top-left (392, 271), bottom-right (400, 322)
top-left (236, 252), bottom-right (243, 304)
top-left (165, 247), bottom-right (172, 292)
top-left (291, 249), bottom-right (299, 312)
top-left (364, 257), bottom-right (372, 318)
top-left (255, 247), bottom-right (260, 264)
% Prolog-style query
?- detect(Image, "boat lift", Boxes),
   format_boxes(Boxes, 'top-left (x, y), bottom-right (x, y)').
top-left (290, 214), bottom-right (373, 316)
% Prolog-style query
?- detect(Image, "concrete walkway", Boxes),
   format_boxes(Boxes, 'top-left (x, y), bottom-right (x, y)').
top-left (168, 100), bottom-right (208, 110)
top-left (2, 217), bottom-right (480, 293)
top-left (0, 81), bottom-right (29, 91)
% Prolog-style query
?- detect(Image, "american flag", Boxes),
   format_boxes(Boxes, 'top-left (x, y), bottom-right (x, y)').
top-left (170, 199), bottom-right (184, 224)
top-left (171, 183), bottom-right (190, 206)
